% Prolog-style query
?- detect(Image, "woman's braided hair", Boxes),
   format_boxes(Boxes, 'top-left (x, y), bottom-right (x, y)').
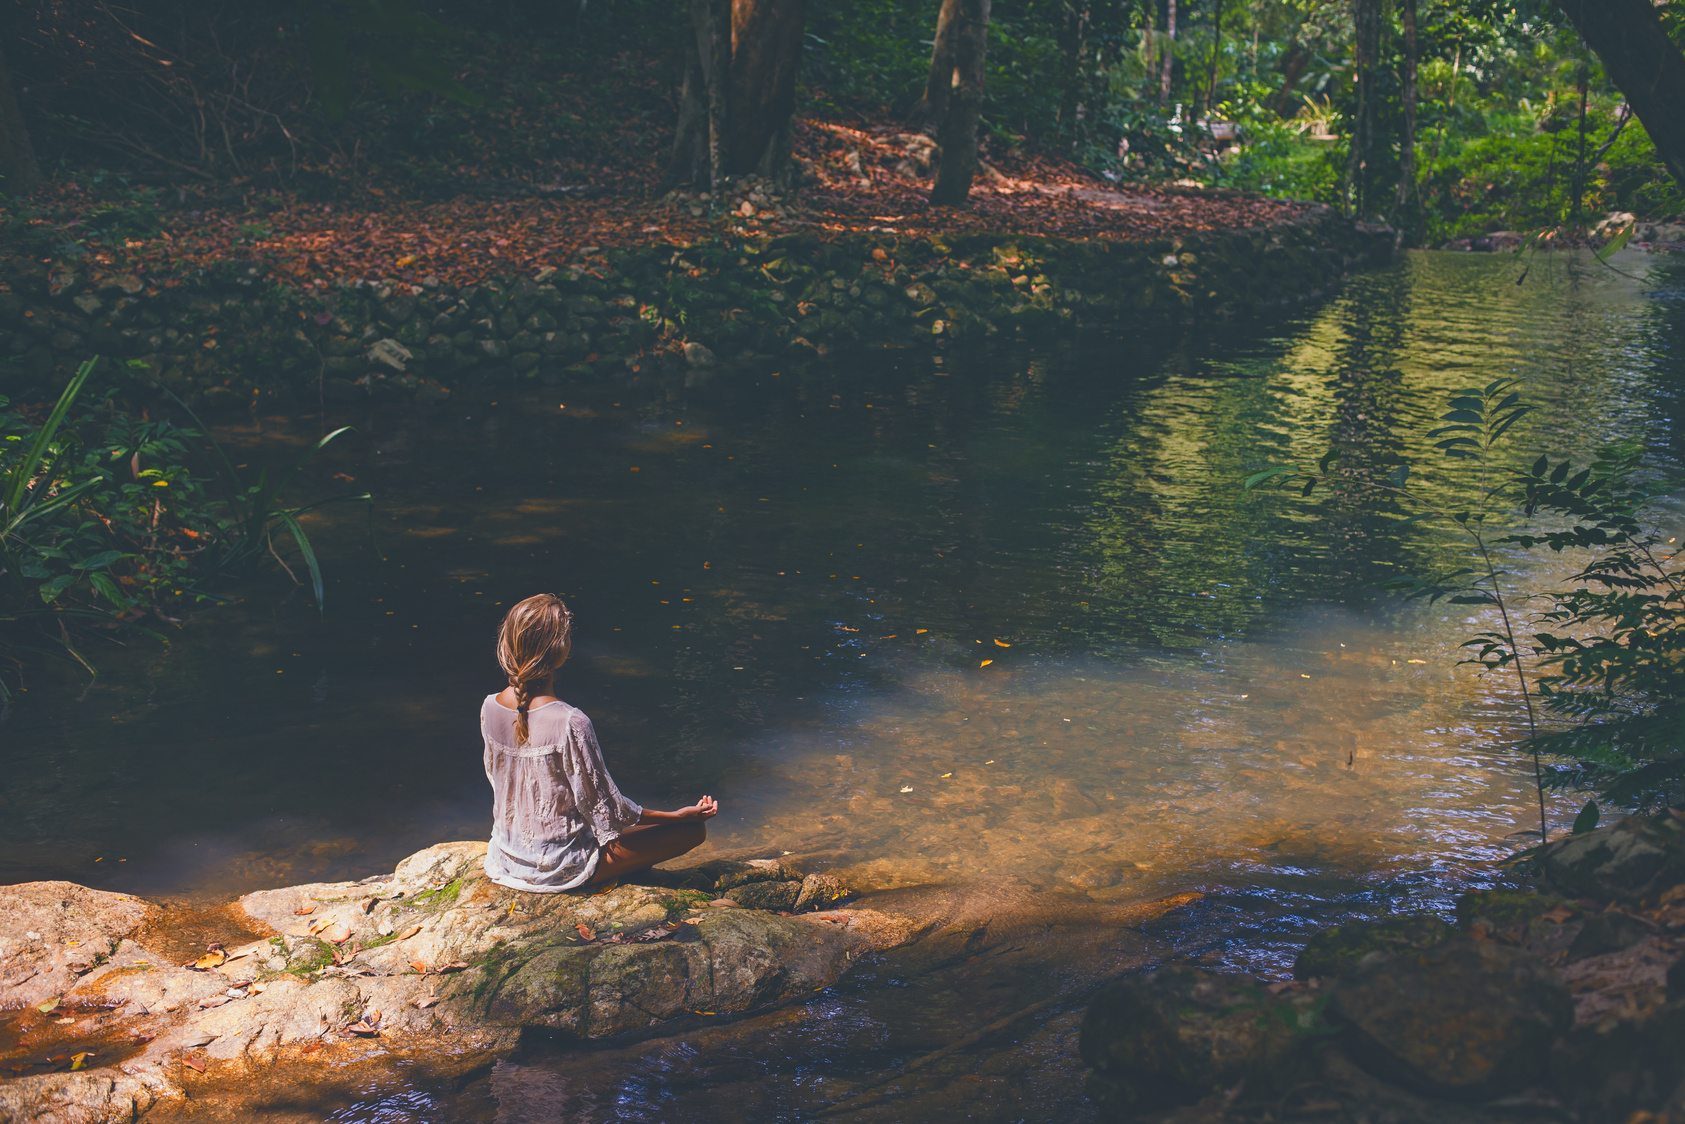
top-left (496, 593), bottom-right (574, 746)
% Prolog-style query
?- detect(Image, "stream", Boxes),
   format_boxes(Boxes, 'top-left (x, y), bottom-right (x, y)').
top-left (3, 248), bottom-right (1684, 1121)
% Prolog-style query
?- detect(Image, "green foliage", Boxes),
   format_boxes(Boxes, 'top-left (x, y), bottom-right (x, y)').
top-left (1247, 379), bottom-right (1685, 823)
top-left (0, 359), bottom-right (369, 700)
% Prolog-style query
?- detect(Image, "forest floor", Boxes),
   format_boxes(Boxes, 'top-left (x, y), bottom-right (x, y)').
top-left (4, 113), bottom-right (1312, 289)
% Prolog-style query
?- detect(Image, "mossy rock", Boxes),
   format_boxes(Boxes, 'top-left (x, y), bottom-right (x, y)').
top-left (1536, 811), bottom-right (1685, 906)
top-left (1293, 915), bottom-right (1453, 981)
top-left (1454, 888), bottom-right (1574, 944)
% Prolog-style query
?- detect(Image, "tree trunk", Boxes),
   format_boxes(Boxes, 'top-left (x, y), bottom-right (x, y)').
top-left (1570, 54), bottom-right (1590, 222)
top-left (1057, 0), bottom-right (1091, 142)
top-left (669, 0), bottom-right (804, 189)
top-left (1391, 0), bottom-right (1417, 242)
top-left (910, 0), bottom-right (962, 134)
top-left (0, 43), bottom-right (43, 198)
top-left (1158, 0), bottom-right (1176, 106)
top-left (1557, 0), bottom-right (1685, 194)
top-left (727, 0), bottom-right (805, 177)
top-left (929, 0), bottom-right (989, 207)
top-left (1344, 0), bottom-right (1381, 216)
top-left (1203, 0), bottom-right (1223, 122)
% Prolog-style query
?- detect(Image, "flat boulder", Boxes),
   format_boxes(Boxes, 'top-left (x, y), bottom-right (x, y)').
top-left (1080, 967), bottom-right (1327, 1110)
top-left (1293, 914), bottom-right (1453, 980)
top-left (1535, 811), bottom-right (1685, 907)
top-left (0, 881), bottom-right (157, 1008)
top-left (1332, 935), bottom-right (1573, 1098)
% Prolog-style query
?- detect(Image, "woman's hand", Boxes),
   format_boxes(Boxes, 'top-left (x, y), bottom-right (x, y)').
top-left (674, 795), bottom-right (718, 821)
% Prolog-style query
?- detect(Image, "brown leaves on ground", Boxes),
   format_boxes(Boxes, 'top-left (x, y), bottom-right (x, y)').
top-left (2, 111), bottom-right (1306, 293)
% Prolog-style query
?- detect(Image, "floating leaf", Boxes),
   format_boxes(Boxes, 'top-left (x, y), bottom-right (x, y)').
top-left (980, 659), bottom-right (993, 667)
top-left (993, 639), bottom-right (1010, 647)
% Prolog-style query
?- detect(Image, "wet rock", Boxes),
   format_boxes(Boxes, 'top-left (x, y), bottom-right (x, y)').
top-left (683, 341), bottom-right (716, 367)
top-left (0, 881), bottom-right (156, 1008)
top-left (1293, 914), bottom-right (1453, 980)
top-left (794, 873), bottom-right (849, 912)
top-left (1551, 997), bottom-right (1685, 1121)
top-left (365, 337), bottom-right (412, 372)
top-left (727, 880), bottom-right (801, 912)
top-left (1535, 810), bottom-right (1685, 906)
top-left (0, 1071), bottom-right (159, 1124)
top-left (1331, 935), bottom-right (1572, 1098)
top-left (1566, 908), bottom-right (1654, 962)
top-left (1080, 968), bottom-right (1326, 1110)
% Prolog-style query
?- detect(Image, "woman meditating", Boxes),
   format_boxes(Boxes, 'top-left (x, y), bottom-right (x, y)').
top-left (482, 593), bottom-right (716, 890)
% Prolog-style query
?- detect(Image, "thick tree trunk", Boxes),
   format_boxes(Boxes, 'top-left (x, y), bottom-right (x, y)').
top-left (727, 0), bottom-right (804, 177)
top-left (1557, 0), bottom-right (1685, 194)
top-left (0, 44), bottom-right (43, 197)
top-left (910, 0), bottom-right (961, 134)
top-left (1158, 0), bottom-right (1176, 106)
top-left (669, 0), bottom-right (803, 189)
top-left (1391, 0), bottom-right (1417, 241)
top-left (1344, 0), bottom-right (1381, 215)
top-left (929, 0), bottom-right (989, 206)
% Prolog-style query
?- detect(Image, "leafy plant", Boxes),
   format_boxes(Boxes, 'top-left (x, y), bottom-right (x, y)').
top-left (1247, 380), bottom-right (1685, 834)
top-left (0, 358), bottom-right (370, 701)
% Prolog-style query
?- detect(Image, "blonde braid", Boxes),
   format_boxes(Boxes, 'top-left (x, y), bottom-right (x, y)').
top-left (496, 594), bottom-right (575, 747)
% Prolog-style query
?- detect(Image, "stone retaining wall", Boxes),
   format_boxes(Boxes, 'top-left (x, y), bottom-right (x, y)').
top-left (0, 204), bottom-right (1390, 411)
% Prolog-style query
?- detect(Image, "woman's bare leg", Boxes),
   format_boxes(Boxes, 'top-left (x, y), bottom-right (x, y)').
top-left (586, 821), bottom-right (705, 885)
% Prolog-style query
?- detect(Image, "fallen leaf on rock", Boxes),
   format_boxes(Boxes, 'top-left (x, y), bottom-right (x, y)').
top-left (1542, 904), bottom-right (1577, 924)
top-left (576, 924), bottom-right (596, 941)
top-left (308, 918), bottom-right (330, 936)
top-left (438, 961), bottom-right (469, 973)
top-left (193, 950), bottom-right (227, 970)
top-left (396, 924), bottom-right (423, 941)
top-left (360, 898), bottom-right (376, 914)
top-left (378, 918), bottom-right (395, 936)
top-left (413, 996), bottom-right (441, 1009)
top-left (409, 960), bottom-right (428, 974)
top-left (344, 1021), bottom-right (379, 1037)
top-left (293, 905), bottom-right (316, 916)
top-left (70, 1052), bottom-right (91, 1071)
top-left (250, 982), bottom-right (267, 995)
top-left (36, 998), bottom-right (59, 1013)
top-left (198, 995), bottom-right (231, 1009)
top-left (182, 1053), bottom-right (206, 1072)
top-left (323, 925), bottom-right (352, 944)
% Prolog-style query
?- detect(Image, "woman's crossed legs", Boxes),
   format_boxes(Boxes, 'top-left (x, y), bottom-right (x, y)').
top-left (586, 820), bottom-right (705, 885)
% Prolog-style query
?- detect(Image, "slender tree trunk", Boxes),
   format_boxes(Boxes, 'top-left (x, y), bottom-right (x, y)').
top-left (1557, 0), bottom-right (1685, 194)
top-left (1345, 0), bottom-right (1381, 215)
top-left (1057, 0), bottom-right (1091, 142)
top-left (0, 44), bottom-right (43, 197)
top-left (1570, 54), bottom-right (1590, 223)
top-left (1158, 0), bottom-right (1176, 106)
top-left (667, 33), bottom-right (709, 187)
top-left (911, 0), bottom-right (961, 135)
top-left (703, 0), bottom-right (730, 187)
top-left (1203, 0), bottom-right (1223, 122)
top-left (1392, 0), bottom-right (1417, 242)
top-left (929, 0), bottom-right (989, 206)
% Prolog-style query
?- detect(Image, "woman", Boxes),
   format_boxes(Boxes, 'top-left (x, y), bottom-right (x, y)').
top-left (482, 593), bottom-right (716, 890)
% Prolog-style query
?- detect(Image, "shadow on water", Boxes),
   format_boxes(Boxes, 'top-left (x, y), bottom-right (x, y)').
top-left (4, 250), bottom-right (1685, 1120)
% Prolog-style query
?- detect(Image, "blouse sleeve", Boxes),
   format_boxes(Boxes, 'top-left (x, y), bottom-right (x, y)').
top-left (559, 710), bottom-right (644, 844)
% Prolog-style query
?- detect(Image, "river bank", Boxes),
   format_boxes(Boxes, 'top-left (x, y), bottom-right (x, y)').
top-left (1082, 810), bottom-right (1685, 1124)
top-left (0, 188), bottom-right (1390, 413)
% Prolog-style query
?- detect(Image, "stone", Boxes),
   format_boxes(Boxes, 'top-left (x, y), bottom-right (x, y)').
top-left (366, 338), bottom-right (412, 372)
top-left (0, 882), bottom-right (156, 1008)
top-left (1080, 967), bottom-right (1325, 1109)
top-left (683, 341), bottom-right (716, 368)
top-left (1294, 914), bottom-right (1453, 980)
top-left (1331, 935), bottom-right (1572, 1097)
top-left (1536, 811), bottom-right (1685, 906)
top-left (728, 880), bottom-right (801, 912)
top-left (1566, 909), bottom-right (1654, 962)
top-left (72, 294), bottom-right (103, 317)
top-left (794, 873), bottom-right (849, 912)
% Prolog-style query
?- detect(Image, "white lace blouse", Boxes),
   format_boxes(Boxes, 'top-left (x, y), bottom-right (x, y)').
top-left (481, 695), bottom-right (644, 891)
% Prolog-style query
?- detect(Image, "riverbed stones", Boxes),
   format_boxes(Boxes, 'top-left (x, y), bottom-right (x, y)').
top-left (1331, 935), bottom-right (1573, 1097)
top-left (1536, 810), bottom-right (1685, 906)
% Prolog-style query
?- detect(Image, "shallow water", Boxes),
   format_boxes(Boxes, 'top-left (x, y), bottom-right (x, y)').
top-left (4, 249), bottom-right (1684, 1120)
